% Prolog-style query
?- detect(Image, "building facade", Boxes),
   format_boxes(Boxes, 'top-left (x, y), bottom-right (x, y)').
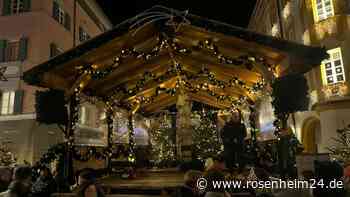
top-left (250, 0), bottom-right (350, 153)
top-left (0, 0), bottom-right (112, 164)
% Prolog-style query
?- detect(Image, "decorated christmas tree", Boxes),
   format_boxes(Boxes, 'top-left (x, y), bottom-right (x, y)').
top-left (328, 125), bottom-right (350, 163)
top-left (0, 141), bottom-right (16, 167)
top-left (150, 115), bottom-right (176, 165)
top-left (193, 110), bottom-right (223, 160)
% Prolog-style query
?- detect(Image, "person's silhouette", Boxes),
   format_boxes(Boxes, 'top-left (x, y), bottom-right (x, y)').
top-left (220, 111), bottom-right (247, 169)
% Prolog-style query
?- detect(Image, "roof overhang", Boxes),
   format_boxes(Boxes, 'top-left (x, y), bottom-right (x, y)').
top-left (23, 6), bottom-right (328, 115)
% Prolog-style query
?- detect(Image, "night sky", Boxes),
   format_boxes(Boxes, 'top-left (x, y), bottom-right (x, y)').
top-left (96, 0), bottom-right (257, 28)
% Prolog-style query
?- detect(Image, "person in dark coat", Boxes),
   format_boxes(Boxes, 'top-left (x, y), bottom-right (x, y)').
top-left (53, 169), bottom-right (71, 193)
top-left (0, 167), bottom-right (12, 192)
top-left (0, 166), bottom-right (32, 197)
top-left (220, 111), bottom-right (247, 170)
top-left (31, 166), bottom-right (57, 197)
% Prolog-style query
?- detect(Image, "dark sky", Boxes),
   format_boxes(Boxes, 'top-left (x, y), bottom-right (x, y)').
top-left (96, 1), bottom-right (257, 28)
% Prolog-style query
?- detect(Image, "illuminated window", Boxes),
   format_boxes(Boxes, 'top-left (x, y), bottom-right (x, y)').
top-left (315, 0), bottom-right (334, 21)
top-left (322, 48), bottom-right (345, 85)
top-left (1, 91), bottom-right (15, 115)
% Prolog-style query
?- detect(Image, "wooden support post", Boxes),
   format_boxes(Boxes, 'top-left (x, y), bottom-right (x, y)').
top-left (128, 114), bottom-right (136, 163)
top-left (65, 89), bottom-right (79, 184)
top-left (106, 109), bottom-right (114, 173)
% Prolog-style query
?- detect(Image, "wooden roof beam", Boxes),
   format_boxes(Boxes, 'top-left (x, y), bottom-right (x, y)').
top-left (142, 94), bottom-right (177, 114)
top-left (176, 54), bottom-right (261, 83)
top-left (177, 24), bottom-right (286, 62)
top-left (41, 72), bottom-right (71, 91)
top-left (188, 92), bottom-right (231, 109)
top-left (90, 54), bottom-right (172, 94)
top-left (123, 77), bottom-right (177, 103)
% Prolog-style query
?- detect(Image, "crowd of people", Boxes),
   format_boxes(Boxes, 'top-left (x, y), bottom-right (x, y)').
top-left (160, 155), bottom-right (350, 197)
top-left (0, 166), bottom-right (105, 197)
top-left (0, 111), bottom-right (348, 197)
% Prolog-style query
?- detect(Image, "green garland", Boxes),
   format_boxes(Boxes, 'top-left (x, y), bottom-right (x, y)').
top-left (271, 74), bottom-right (309, 135)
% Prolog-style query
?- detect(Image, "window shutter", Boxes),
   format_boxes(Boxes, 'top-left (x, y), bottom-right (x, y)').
top-left (2, 0), bottom-right (11, 16)
top-left (79, 27), bottom-right (83, 41)
top-left (0, 40), bottom-right (8, 62)
top-left (18, 37), bottom-right (28, 61)
top-left (50, 43), bottom-right (56, 58)
top-left (52, 1), bottom-right (59, 21)
top-left (64, 13), bottom-right (71, 31)
top-left (13, 90), bottom-right (23, 114)
top-left (23, 0), bottom-right (31, 12)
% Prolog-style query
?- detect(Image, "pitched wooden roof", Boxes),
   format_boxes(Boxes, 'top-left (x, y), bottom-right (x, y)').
top-left (23, 6), bottom-right (328, 115)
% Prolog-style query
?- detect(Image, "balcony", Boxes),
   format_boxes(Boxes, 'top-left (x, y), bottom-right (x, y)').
top-left (309, 15), bottom-right (349, 43)
top-left (321, 82), bottom-right (349, 101)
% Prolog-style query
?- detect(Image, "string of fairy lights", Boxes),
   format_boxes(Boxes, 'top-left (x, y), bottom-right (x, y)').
top-left (110, 65), bottom-right (265, 99)
top-left (70, 32), bottom-right (275, 163)
top-left (76, 35), bottom-right (274, 87)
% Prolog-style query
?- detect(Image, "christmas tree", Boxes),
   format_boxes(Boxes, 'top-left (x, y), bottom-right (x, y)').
top-left (328, 125), bottom-right (350, 162)
top-left (150, 115), bottom-right (175, 165)
top-left (0, 141), bottom-right (16, 167)
top-left (193, 110), bottom-right (223, 160)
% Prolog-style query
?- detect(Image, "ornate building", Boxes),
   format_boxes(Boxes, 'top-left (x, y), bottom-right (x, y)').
top-left (0, 0), bottom-right (112, 164)
top-left (250, 0), bottom-right (350, 153)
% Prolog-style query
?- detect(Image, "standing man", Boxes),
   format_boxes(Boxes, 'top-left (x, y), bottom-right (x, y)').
top-left (220, 111), bottom-right (247, 170)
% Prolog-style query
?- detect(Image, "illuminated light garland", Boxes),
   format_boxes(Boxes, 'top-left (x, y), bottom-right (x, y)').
top-left (130, 76), bottom-right (250, 111)
top-left (106, 63), bottom-right (265, 110)
top-left (111, 63), bottom-right (186, 97)
top-left (192, 110), bottom-right (223, 160)
top-left (72, 146), bottom-right (107, 161)
top-left (71, 35), bottom-right (272, 118)
top-left (65, 87), bottom-right (81, 148)
top-left (249, 107), bottom-right (259, 146)
top-left (75, 36), bottom-right (274, 84)
top-left (105, 109), bottom-right (114, 159)
top-left (150, 114), bottom-right (176, 164)
top-left (75, 36), bottom-right (190, 81)
top-left (195, 39), bottom-right (276, 72)
top-left (128, 115), bottom-right (136, 163)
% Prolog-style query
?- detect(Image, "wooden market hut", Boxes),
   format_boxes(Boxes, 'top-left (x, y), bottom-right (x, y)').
top-left (23, 6), bottom-right (327, 168)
